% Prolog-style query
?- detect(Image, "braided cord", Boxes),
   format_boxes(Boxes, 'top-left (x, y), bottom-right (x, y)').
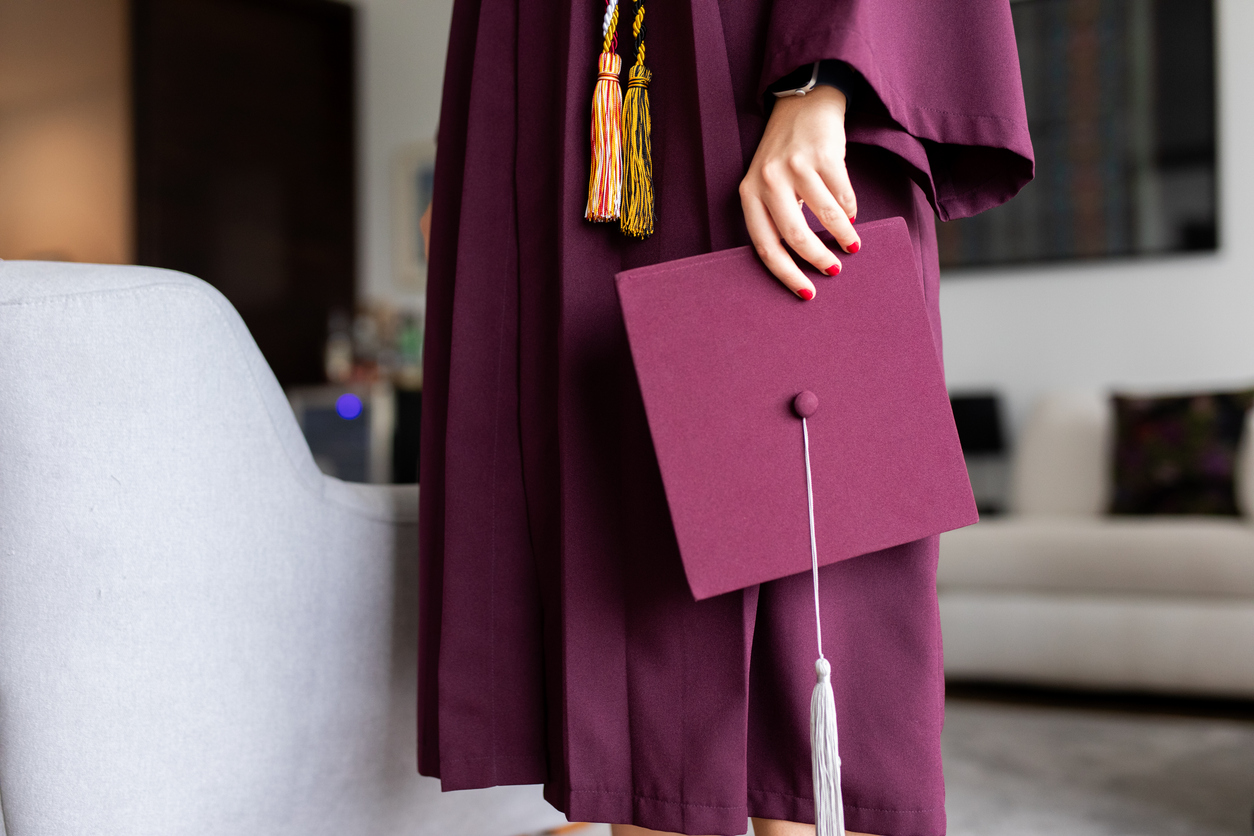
top-left (631, 0), bottom-right (645, 68)
top-left (601, 0), bottom-right (619, 54)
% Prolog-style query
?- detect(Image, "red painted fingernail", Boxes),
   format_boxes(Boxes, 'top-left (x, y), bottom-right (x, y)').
top-left (849, 214), bottom-right (857, 223)
top-left (797, 287), bottom-right (814, 301)
top-left (848, 240), bottom-right (860, 254)
top-left (825, 263), bottom-right (841, 276)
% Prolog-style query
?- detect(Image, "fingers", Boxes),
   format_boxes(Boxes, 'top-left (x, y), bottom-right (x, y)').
top-left (761, 188), bottom-right (843, 278)
top-left (809, 136), bottom-right (858, 224)
top-left (738, 84), bottom-right (863, 296)
top-left (741, 193), bottom-right (816, 300)
top-left (796, 168), bottom-right (859, 254)
top-left (818, 157), bottom-right (858, 225)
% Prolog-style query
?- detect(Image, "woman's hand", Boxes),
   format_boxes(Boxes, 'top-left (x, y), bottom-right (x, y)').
top-left (739, 85), bottom-right (859, 300)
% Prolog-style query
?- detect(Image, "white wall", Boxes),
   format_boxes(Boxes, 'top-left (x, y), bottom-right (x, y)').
top-left (940, 0), bottom-right (1254, 438)
top-left (353, 0), bottom-right (453, 311)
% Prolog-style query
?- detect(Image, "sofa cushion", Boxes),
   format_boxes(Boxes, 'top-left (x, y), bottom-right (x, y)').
top-left (1233, 408), bottom-right (1254, 518)
top-left (1110, 388), bottom-right (1254, 516)
top-left (939, 517), bottom-right (1254, 598)
top-left (1010, 391), bottom-right (1110, 516)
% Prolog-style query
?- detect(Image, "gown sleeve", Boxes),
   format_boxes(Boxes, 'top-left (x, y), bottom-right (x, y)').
top-left (755, 0), bottom-right (1034, 220)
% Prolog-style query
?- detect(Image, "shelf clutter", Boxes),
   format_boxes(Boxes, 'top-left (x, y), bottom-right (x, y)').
top-left (287, 305), bottom-right (425, 485)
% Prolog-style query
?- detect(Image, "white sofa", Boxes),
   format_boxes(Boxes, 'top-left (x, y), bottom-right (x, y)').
top-left (0, 261), bottom-right (568, 836)
top-left (939, 390), bottom-right (1254, 698)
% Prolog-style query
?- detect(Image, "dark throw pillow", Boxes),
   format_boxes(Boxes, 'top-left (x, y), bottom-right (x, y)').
top-left (1110, 388), bottom-right (1254, 516)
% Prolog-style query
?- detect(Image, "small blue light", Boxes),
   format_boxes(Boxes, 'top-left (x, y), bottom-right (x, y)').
top-left (336, 393), bottom-right (363, 420)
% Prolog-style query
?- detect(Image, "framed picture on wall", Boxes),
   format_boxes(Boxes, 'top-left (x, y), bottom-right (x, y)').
top-left (392, 139), bottom-right (436, 293)
top-left (939, 0), bottom-right (1217, 270)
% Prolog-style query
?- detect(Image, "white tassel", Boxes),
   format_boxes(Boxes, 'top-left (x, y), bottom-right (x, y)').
top-left (796, 395), bottom-right (846, 836)
top-left (811, 657), bottom-right (845, 836)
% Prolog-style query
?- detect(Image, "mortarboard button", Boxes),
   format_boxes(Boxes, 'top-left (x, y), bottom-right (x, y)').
top-left (793, 390), bottom-right (819, 419)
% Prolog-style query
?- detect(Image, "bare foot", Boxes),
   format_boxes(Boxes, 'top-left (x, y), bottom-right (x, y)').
top-left (752, 818), bottom-right (879, 836)
top-left (609, 821), bottom-right (880, 836)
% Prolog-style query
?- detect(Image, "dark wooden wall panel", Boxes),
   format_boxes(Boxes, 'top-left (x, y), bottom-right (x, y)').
top-left (133, 0), bottom-right (355, 385)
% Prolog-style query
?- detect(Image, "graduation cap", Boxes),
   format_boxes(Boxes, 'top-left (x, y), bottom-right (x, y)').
top-left (615, 216), bottom-right (977, 836)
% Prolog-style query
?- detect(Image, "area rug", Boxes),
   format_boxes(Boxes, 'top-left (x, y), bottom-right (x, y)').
top-left (942, 696), bottom-right (1254, 835)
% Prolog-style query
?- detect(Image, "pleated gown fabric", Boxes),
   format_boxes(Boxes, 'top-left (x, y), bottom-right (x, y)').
top-left (417, 2), bottom-right (1033, 834)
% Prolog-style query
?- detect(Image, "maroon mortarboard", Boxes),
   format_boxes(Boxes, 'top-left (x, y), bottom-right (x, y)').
top-left (615, 216), bottom-right (977, 600)
top-left (615, 216), bottom-right (977, 836)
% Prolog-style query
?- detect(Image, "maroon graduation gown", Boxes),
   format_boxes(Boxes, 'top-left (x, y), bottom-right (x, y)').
top-left (417, 2), bottom-right (1032, 835)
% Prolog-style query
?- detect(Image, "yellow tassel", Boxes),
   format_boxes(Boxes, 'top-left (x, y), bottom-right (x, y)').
top-left (620, 1), bottom-right (653, 238)
top-left (620, 63), bottom-right (653, 238)
top-left (585, 49), bottom-right (624, 222)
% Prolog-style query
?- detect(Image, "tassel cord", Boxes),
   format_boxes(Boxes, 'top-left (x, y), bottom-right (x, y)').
top-left (803, 417), bottom-right (823, 657)
top-left (600, 0), bottom-right (619, 53)
top-left (803, 416), bottom-right (846, 836)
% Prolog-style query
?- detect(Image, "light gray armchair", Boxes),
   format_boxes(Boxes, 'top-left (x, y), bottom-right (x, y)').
top-left (0, 261), bottom-right (565, 836)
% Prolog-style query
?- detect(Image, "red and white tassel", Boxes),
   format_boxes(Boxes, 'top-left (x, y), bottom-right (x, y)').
top-left (585, 3), bottom-right (623, 222)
